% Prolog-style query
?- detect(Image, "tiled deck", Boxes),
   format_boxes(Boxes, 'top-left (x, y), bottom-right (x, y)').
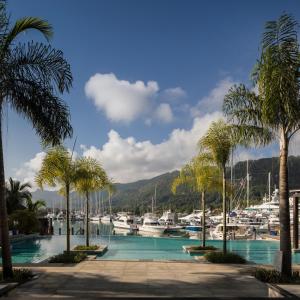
top-left (5, 261), bottom-right (269, 298)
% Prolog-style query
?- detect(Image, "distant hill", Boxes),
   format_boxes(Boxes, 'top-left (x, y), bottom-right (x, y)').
top-left (32, 156), bottom-right (300, 214)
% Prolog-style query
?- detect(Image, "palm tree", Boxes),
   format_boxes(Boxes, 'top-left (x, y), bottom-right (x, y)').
top-left (75, 157), bottom-right (109, 247)
top-left (223, 14), bottom-right (300, 277)
top-left (0, 1), bottom-right (72, 278)
top-left (172, 155), bottom-right (221, 247)
top-left (6, 178), bottom-right (31, 214)
top-left (198, 119), bottom-right (235, 254)
top-left (36, 146), bottom-right (76, 254)
top-left (25, 198), bottom-right (46, 213)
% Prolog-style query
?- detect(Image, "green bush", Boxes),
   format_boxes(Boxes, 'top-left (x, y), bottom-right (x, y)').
top-left (74, 245), bottom-right (98, 251)
top-left (9, 210), bottom-right (39, 234)
top-left (48, 252), bottom-right (87, 263)
top-left (0, 268), bottom-right (34, 283)
top-left (204, 251), bottom-right (246, 264)
top-left (253, 268), bottom-right (300, 283)
top-left (189, 245), bottom-right (217, 251)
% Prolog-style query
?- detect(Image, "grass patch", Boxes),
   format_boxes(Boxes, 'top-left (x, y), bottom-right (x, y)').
top-left (189, 245), bottom-right (217, 251)
top-left (0, 268), bottom-right (34, 283)
top-left (204, 251), bottom-right (246, 264)
top-left (48, 252), bottom-right (87, 263)
top-left (253, 268), bottom-right (300, 283)
top-left (73, 245), bottom-right (98, 251)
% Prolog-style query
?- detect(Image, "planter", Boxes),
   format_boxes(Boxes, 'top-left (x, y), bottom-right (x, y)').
top-left (67, 245), bottom-right (108, 256)
top-left (182, 245), bottom-right (218, 255)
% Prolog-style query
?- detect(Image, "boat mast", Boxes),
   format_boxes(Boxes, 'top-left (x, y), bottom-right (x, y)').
top-left (230, 148), bottom-right (233, 212)
top-left (268, 172), bottom-right (271, 202)
top-left (246, 159), bottom-right (250, 207)
top-left (154, 184), bottom-right (157, 213)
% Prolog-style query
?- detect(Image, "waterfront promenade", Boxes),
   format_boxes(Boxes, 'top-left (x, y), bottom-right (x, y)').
top-left (5, 260), bottom-right (269, 298)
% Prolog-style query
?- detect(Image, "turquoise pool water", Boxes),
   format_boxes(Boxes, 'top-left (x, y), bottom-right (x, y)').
top-left (4, 222), bottom-right (300, 264)
top-left (7, 234), bottom-right (300, 265)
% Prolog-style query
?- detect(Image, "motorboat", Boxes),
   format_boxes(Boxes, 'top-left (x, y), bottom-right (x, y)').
top-left (101, 215), bottom-right (113, 223)
top-left (138, 213), bottom-right (167, 234)
top-left (90, 215), bottom-right (101, 222)
top-left (113, 214), bottom-right (138, 230)
top-left (210, 223), bottom-right (253, 240)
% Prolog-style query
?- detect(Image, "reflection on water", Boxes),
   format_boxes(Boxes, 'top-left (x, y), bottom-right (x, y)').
top-left (52, 220), bottom-right (189, 239)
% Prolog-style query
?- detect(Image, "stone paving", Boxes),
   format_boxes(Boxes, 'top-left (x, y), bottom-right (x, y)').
top-left (5, 261), bottom-right (269, 298)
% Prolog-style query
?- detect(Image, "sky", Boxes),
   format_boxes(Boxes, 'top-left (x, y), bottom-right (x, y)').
top-left (4, 0), bottom-right (300, 189)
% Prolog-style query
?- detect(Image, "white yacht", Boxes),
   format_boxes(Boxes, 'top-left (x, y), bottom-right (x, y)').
top-left (90, 215), bottom-right (101, 222)
top-left (139, 213), bottom-right (167, 234)
top-left (113, 214), bottom-right (138, 230)
top-left (101, 215), bottom-right (113, 223)
top-left (210, 223), bottom-right (253, 240)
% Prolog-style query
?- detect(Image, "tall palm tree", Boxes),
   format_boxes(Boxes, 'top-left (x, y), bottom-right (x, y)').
top-left (0, 1), bottom-right (72, 278)
top-left (25, 198), bottom-right (46, 213)
top-left (223, 14), bottom-right (300, 277)
top-left (172, 155), bottom-right (221, 247)
top-left (36, 146), bottom-right (76, 254)
top-left (75, 157), bottom-right (109, 247)
top-left (6, 178), bottom-right (31, 214)
top-left (198, 119), bottom-right (235, 254)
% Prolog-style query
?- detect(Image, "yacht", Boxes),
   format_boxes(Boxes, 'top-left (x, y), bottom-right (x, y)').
top-left (138, 213), bottom-right (167, 234)
top-left (210, 223), bottom-right (253, 240)
top-left (101, 215), bottom-right (113, 223)
top-left (159, 210), bottom-right (183, 232)
top-left (113, 214), bottom-right (138, 230)
top-left (90, 215), bottom-right (101, 222)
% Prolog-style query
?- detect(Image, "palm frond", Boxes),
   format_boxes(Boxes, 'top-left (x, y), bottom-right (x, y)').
top-left (8, 42), bottom-right (72, 93)
top-left (3, 17), bottom-right (52, 51)
top-left (5, 79), bottom-right (72, 145)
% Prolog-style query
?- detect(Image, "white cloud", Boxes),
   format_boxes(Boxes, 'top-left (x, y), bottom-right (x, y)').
top-left (81, 111), bottom-right (222, 183)
top-left (162, 87), bottom-right (187, 101)
top-left (191, 77), bottom-right (236, 117)
top-left (85, 73), bottom-right (159, 123)
top-left (14, 152), bottom-right (46, 191)
top-left (155, 103), bottom-right (174, 123)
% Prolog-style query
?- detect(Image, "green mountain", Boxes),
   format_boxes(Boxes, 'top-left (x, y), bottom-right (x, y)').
top-left (32, 156), bottom-right (300, 214)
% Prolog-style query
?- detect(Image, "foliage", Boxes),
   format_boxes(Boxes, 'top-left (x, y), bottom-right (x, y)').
top-left (0, 1), bottom-right (73, 146)
top-left (253, 268), bottom-right (300, 283)
top-left (204, 251), bottom-right (246, 264)
top-left (9, 210), bottom-right (40, 234)
top-left (25, 198), bottom-right (46, 213)
top-left (0, 268), bottom-right (34, 283)
top-left (36, 146), bottom-right (76, 191)
top-left (172, 155), bottom-right (221, 195)
top-left (48, 252), bottom-right (87, 263)
top-left (6, 178), bottom-right (31, 214)
top-left (198, 119), bottom-right (235, 170)
top-left (74, 157), bottom-right (110, 195)
top-left (73, 245), bottom-right (98, 250)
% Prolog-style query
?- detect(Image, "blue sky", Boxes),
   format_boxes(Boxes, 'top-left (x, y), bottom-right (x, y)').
top-left (5, 0), bottom-right (300, 186)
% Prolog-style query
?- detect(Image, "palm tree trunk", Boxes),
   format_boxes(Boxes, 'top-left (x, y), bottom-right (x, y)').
top-left (0, 105), bottom-right (13, 279)
top-left (85, 192), bottom-right (89, 247)
top-left (202, 191), bottom-right (206, 247)
top-left (66, 183), bottom-right (70, 253)
top-left (222, 166), bottom-right (227, 254)
top-left (279, 130), bottom-right (291, 277)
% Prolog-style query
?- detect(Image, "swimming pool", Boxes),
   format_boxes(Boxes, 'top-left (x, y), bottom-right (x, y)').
top-left (6, 234), bottom-right (300, 265)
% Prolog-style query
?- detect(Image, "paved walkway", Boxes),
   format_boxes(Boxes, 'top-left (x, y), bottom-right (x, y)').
top-left (6, 261), bottom-right (269, 298)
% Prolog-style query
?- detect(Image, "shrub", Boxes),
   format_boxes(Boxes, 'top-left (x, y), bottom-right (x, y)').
top-left (48, 252), bottom-right (87, 263)
top-left (204, 251), bottom-right (246, 264)
top-left (0, 268), bottom-right (34, 283)
top-left (9, 210), bottom-right (39, 234)
top-left (189, 245), bottom-right (217, 251)
top-left (253, 268), bottom-right (300, 283)
top-left (74, 245), bottom-right (98, 251)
